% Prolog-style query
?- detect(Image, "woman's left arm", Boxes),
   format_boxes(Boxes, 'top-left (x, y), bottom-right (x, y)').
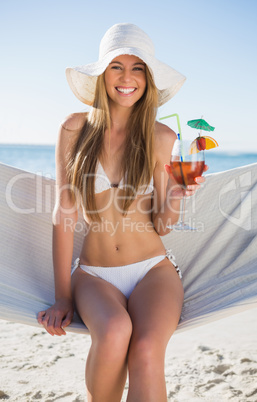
top-left (152, 122), bottom-right (206, 236)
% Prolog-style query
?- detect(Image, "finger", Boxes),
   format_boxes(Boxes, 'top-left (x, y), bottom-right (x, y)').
top-left (41, 313), bottom-right (55, 336)
top-left (47, 314), bottom-right (65, 337)
top-left (164, 164), bottom-right (171, 175)
top-left (203, 164), bottom-right (209, 172)
top-left (167, 184), bottom-right (184, 199)
top-left (41, 316), bottom-right (55, 336)
top-left (185, 184), bottom-right (200, 197)
top-left (54, 316), bottom-right (67, 336)
top-left (185, 190), bottom-right (196, 197)
top-left (165, 164), bottom-right (176, 180)
top-left (187, 184), bottom-right (200, 191)
top-left (195, 176), bottom-right (205, 184)
top-left (41, 312), bottom-right (49, 326)
top-left (62, 310), bottom-right (74, 328)
top-left (37, 311), bottom-right (46, 324)
top-left (43, 311), bottom-right (60, 336)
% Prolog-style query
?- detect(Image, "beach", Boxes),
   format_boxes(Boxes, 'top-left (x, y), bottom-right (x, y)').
top-left (1, 307), bottom-right (257, 401)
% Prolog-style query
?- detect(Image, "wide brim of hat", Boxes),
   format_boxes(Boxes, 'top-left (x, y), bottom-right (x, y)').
top-left (66, 47), bottom-right (186, 106)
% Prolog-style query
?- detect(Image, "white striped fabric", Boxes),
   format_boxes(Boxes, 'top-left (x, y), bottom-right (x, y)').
top-left (0, 162), bottom-right (257, 334)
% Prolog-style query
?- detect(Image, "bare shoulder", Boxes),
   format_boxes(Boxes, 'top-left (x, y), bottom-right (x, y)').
top-left (57, 112), bottom-right (87, 150)
top-left (154, 121), bottom-right (177, 163)
top-left (54, 114), bottom-right (86, 175)
top-left (61, 112), bottom-right (88, 132)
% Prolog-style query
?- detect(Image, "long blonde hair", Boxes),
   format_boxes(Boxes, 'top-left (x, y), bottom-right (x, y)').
top-left (67, 66), bottom-right (158, 222)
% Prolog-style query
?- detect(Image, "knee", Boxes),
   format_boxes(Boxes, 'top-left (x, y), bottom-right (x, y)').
top-left (93, 312), bottom-right (132, 354)
top-left (128, 333), bottom-right (165, 367)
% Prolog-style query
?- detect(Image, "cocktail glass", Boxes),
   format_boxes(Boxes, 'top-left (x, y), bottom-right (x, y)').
top-left (168, 139), bottom-right (205, 231)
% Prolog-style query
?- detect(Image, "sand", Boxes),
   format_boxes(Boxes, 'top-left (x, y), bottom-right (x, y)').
top-left (1, 307), bottom-right (257, 402)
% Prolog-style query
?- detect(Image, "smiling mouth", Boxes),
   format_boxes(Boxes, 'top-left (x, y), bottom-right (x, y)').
top-left (116, 87), bottom-right (136, 94)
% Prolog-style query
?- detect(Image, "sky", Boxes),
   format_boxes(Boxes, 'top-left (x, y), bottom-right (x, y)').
top-left (0, 0), bottom-right (257, 152)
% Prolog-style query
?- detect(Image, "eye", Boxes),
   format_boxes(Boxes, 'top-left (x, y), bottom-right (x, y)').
top-left (111, 65), bottom-right (122, 70)
top-left (133, 66), bottom-right (145, 72)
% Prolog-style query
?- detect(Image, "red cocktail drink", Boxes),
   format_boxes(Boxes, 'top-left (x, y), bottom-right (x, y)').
top-left (170, 161), bottom-right (205, 187)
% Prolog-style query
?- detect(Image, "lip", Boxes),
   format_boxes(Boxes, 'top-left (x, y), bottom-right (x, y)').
top-left (115, 87), bottom-right (137, 96)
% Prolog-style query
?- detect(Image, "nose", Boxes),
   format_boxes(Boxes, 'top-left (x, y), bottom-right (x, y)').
top-left (120, 68), bottom-right (132, 82)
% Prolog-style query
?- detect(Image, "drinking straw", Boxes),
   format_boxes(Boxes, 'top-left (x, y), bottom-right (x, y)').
top-left (159, 113), bottom-right (184, 161)
top-left (176, 132), bottom-right (186, 187)
top-left (177, 133), bottom-right (183, 163)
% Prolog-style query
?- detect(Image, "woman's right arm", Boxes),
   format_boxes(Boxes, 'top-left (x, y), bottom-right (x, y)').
top-left (37, 113), bottom-right (85, 336)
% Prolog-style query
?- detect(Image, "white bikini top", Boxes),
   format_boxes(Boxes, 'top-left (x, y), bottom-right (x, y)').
top-left (95, 161), bottom-right (154, 195)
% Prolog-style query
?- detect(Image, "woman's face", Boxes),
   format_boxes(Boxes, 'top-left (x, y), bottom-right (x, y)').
top-left (104, 54), bottom-right (147, 109)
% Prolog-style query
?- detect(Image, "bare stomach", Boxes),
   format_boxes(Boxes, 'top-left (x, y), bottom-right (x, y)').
top-left (79, 202), bottom-right (166, 267)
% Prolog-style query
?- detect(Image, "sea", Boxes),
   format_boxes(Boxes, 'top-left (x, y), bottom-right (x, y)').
top-left (0, 144), bottom-right (257, 178)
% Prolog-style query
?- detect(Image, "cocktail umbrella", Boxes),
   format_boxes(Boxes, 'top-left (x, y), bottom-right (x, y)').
top-left (187, 118), bottom-right (218, 153)
top-left (187, 118), bottom-right (215, 132)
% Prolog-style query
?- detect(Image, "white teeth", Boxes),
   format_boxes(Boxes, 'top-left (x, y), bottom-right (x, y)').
top-left (116, 87), bottom-right (136, 94)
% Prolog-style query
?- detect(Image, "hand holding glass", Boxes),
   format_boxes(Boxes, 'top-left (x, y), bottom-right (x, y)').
top-left (168, 139), bottom-right (205, 231)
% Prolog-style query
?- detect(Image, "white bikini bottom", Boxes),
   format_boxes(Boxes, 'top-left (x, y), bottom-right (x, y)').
top-left (71, 249), bottom-right (182, 299)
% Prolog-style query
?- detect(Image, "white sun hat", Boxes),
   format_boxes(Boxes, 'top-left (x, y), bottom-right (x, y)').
top-left (66, 23), bottom-right (186, 107)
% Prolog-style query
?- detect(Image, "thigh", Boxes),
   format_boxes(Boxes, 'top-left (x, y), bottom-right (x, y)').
top-left (128, 259), bottom-right (184, 343)
top-left (71, 268), bottom-right (131, 339)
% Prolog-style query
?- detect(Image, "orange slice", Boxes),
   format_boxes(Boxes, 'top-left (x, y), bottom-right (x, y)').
top-left (189, 136), bottom-right (219, 154)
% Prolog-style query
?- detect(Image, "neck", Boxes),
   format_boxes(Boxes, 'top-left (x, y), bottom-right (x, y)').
top-left (109, 103), bottom-right (133, 133)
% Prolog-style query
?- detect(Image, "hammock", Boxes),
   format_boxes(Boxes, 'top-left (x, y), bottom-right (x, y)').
top-left (0, 162), bottom-right (257, 334)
